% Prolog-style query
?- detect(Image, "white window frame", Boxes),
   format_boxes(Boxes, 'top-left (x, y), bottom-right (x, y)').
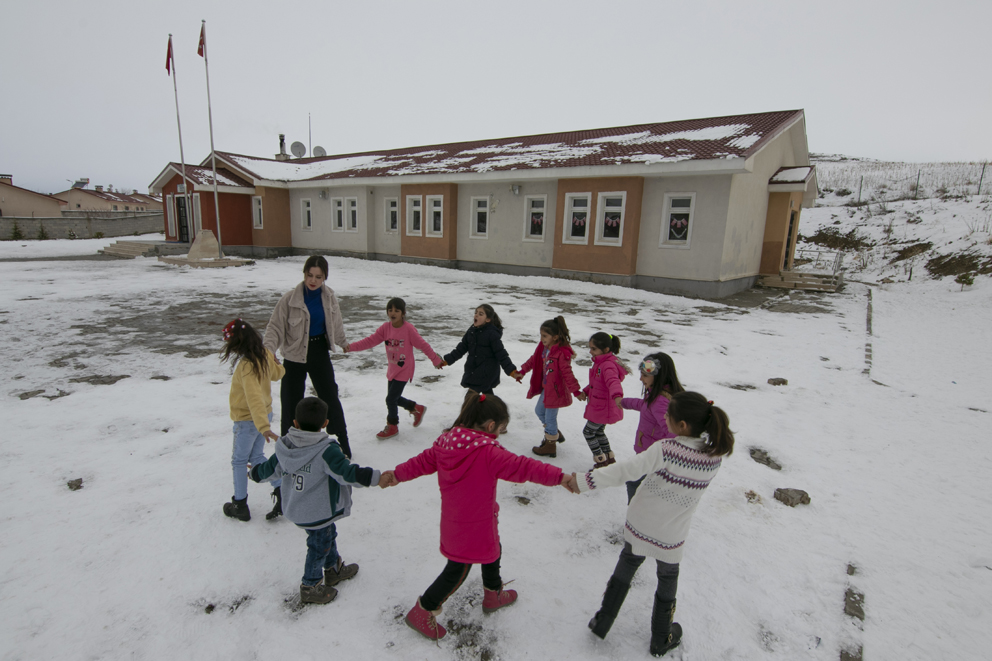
top-left (659, 192), bottom-right (695, 249)
top-left (594, 191), bottom-right (626, 247)
top-left (469, 196), bottom-right (489, 239)
top-left (192, 193), bottom-right (202, 235)
top-left (301, 198), bottom-right (313, 231)
top-left (252, 195), bottom-right (264, 229)
top-left (345, 197), bottom-right (359, 233)
top-left (166, 194), bottom-right (176, 236)
top-left (331, 197), bottom-right (345, 232)
top-left (384, 197), bottom-right (398, 233)
top-left (425, 195), bottom-right (444, 237)
top-left (523, 194), bottom-right (547, 242)
top-left (562, 193), bottom-right (591, 245)
top-left (406, 195), bottom-right (422, 236)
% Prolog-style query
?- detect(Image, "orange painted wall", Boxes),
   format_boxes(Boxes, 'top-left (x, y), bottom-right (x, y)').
top-left (759, 191), bottom-right (803, 274)
top-left (551, 177), bottom-right (644, 275)
top-left (253, 186), bottom-right (292, 248)
top-left (160, 173), bottom-right (253, 245)
top-left (400, 183), bottom-right (458, 260)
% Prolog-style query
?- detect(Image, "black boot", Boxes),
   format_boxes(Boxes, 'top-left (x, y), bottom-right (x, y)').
top-left (588, 577), bottom-right (631, 639)
top-left (265, 486), bottom-right (282, 520)
top-left (223, 496), bottom-right (250, 522)
top-left (649, 596), bottom-right (682, 657)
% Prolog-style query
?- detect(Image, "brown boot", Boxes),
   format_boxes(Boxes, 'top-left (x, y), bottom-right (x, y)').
top-left (532, 438), bottom-right (557, 458)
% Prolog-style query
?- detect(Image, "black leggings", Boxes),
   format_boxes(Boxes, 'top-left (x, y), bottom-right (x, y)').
top-left (611, 542), bottom-right (679, 602)
top-left (281, 336), bottom-right (350, 456)
top-left (385, 379), bottom-right (416, 424)
top-left (420, 554), bottom-right (503, 612)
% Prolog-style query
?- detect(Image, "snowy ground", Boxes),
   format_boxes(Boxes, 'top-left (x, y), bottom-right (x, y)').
top-left (0, 233), bottom-right (164, 260)
top-left (1, 216), bottom-right (990, 660)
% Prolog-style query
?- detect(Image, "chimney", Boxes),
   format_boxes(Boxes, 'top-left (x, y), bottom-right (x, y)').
top-left (95, 185), bottom-right (104, 192)
top-left (132, 189), bottom-right (139, 195)
top-left (275, 133), bottom-right (289, 161)
top-left (0, 174), bottom-right (11, 186)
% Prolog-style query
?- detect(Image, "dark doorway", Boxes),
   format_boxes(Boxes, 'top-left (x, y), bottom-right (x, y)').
top-left (176, 196), bottom-right (189, 243)
top-left (783, 210), bottom-right (797, 270)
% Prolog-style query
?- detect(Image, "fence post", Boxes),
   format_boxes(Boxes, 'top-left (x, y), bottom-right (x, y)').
top-left (857, 175), bottom-right (864, 204)
top-left (914, 169), bottom-right (921, 200)
top-left (979, 162), bottom-right (987, 196)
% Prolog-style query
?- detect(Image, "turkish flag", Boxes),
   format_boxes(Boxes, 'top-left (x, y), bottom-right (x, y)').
top-left (197, 24), bottom-right (205, 57)
top-left (166, 36), bottom-right (174, 74)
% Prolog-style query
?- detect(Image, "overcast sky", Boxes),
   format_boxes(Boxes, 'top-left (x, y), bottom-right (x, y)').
top-left (3, 0), bottom-right (989, 195)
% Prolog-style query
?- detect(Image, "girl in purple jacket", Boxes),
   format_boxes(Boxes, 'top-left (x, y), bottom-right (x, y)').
top-left (577, 332), bottom-right (629, 469)
top-left (520, 316), bottom-right (582, 459)
top-left (622, 352), bottom-right (684, 501)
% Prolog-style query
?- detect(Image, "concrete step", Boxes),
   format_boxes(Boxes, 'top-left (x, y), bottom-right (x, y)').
top-left (758, 271), bottom-right (842, 292)
top-left (98, 241), bottom-right (158, 258)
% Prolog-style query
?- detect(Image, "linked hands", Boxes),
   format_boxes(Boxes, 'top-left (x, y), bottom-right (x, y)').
top-left (560, 472), bottom-right (580, 494)
top-left (576, 392), bottom-right (587, 402)
top-left (378, 470), bottom-right (399, 489)
top-left (263, 431), bottom-right (280, 443)
top-left (510, 370), bottom-right (523, 383)
top-left (614, 396), bottom-right (622, 409)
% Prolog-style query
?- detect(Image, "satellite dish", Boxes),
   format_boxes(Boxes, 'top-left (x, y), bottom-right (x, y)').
top-left (313, 146), bottom-right (326, 157)
top-left (291, 141), bottom-right (306, 158)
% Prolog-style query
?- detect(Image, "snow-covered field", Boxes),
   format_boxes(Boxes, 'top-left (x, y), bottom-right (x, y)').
top-left (1, 201), bottom-right (989, 660)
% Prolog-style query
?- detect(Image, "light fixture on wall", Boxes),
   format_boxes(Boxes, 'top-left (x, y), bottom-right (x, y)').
top-left (319, 189), bottom-right (328, 200)
top-left (511, 185), bottom-right (520, 195)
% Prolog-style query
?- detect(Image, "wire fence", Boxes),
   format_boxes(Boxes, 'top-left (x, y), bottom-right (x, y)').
top-left (813, 159), bottom-right (989, 203)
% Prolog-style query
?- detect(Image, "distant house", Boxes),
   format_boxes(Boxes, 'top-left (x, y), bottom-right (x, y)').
top-left (0, 175), bottom-right (66, 217)
top-left (53, 186), bottom-right (162, 213)
top-left (148, 163), bottom-right (259, 244)
top-left (149, 110), bottom-right (817, 297)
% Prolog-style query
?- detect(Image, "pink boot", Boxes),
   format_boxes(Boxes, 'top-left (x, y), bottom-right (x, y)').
top-left (405, 599), bottom-right (446, 640)
top-left (376, 424), bottom-right (399, 440)
top-left (482, 586), bottom-right (518, 613)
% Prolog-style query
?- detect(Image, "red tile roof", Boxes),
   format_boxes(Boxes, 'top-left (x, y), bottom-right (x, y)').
top-left (166, 163), bottom-right (253, 189)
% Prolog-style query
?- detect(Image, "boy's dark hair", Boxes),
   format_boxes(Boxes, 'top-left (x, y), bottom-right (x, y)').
top-left (540, 316), bottom-right (571, 346)
top-left (295, 397), bottom-right (329, 432)
top-left (590, 331), bottom-right (621, 354)
top-left (667, 391), bottom-right (734, 456)
top-left (303, 255), bottom-right (329, 279)
top-left (451, 391), bottom-right (510, 431)
top-left (387, 297), bottom-right (406, 316)
top-left (220, 318), bottom-right (268, 378)
top-left (477, 304), bottom-right (503, 330)
top-left (641, 352), bottom-right (684, 404)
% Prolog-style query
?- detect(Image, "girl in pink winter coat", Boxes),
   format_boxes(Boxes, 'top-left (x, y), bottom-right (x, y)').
top-left (577, 332), bottom-right (629, 469)
top-left (345, 298), bottom-right (444, 439)
top-left (520, 316), bottom-right (582, 459)
top-left (382, 392), bottom-right (574, 641)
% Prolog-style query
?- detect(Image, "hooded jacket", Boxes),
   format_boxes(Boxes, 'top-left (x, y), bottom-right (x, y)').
top-left (250, 427), bottom-right (380, 529)
top-left (264, 282), bottom-right (347, 364)
top-left (443, 323), bottom-right (517, 392)
top-left (582, 353), bottom-right (627, 425)
top-left (393, 426), bottom-right (563, 564)
top-left (519, 342), bottom-right (581, 408)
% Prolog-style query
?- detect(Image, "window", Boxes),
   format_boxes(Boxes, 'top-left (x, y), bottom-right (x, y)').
top-left (594, 192), bottom-right (626, 246)
top-left (166, 194), bottom-right (176, 236)
top-left (124, 206), bottom-right (129, 211)
top-left (406, 195), bottom-right (422, 235)
top-left (659, 193), bottom-right (695, 249)
top-left (192, 193), bottom-right (202, 234)
top-left (112, 205), bottom-right (118, 211)
top-left (385, 198), bottom-right (398, 233)
top-left (346, 197), bottom-right (358, 232)
top-left (426, 195), bottom-right (443, 237)
top-left (332, 198), bottom-right (344, 231)
top-left (562, 193), bottom-right (590, 245)
top-left (252, 196), bottom-right (263, 229)
top-left (523, 195), bottom-right (547, 242)
top-left (470, 197), bottom-right (489, 239)
top-left (301, 198), bottom-right (313, 230)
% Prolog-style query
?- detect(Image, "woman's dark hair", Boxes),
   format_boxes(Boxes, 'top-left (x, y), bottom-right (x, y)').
top-left (221, 319), bottom-right (268, 378)
top-left (540, 316), bottom-right (571, 347)
top-left (451, 391), bottom-right (510, 431)
top-left (387, 297), bottom-right (406, 317)
top-left (641, 352), bottom-right (684, 404)
top-left (295, 397), bottom-right (328, 432)
top-left (667, 391), bottom-right (734, 456)
top-left (589, 331), bottom-right (621, 354)
top-left (477, 304), bottom-right (503, 330)
top-left (303, 255), bottom-right (329, 279)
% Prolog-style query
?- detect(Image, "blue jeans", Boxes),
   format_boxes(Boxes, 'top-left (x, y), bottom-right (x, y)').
top-left (231, 414), bottom-right (277, 500)
top-left (534, 392), bottom-right (559, 436)
top-left (303, 524), bottom-right (339, 586)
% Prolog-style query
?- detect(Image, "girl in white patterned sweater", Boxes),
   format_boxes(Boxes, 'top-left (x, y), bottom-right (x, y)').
top-left (572, 391), bottom-right (734, 658)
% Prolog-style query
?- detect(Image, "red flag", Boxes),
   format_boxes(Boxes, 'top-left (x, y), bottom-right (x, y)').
top-left (166, 36), bottom-right (174, 74)
top-left (197, 24), bottom-right (205, 57)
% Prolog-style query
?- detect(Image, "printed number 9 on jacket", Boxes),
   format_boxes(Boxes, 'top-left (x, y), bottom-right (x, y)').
top-left (295, 474), bottom-right (305, 491)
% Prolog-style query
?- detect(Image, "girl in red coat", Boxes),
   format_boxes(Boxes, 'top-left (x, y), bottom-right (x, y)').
top-left (577, 332), bottom-right (629, 468)
top-left (520, 316), bottom-right (582, 459)
top-left (382, 392), bottom-right (574, 641)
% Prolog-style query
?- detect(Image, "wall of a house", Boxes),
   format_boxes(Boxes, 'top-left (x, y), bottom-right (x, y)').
top-left (0, 183), bottom-right (64, 217)
top-left (254, 186), bottom-right (292, 248)
top-left (289, 185), bottom-right (371, 253)
top-left (399, 183), bottom-right (458, 260)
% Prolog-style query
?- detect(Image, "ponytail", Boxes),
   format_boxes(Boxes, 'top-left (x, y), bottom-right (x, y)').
top-left (667, 391), bottom-right (734, 456)
top-left (450, 391), bottom-right (510, 431)
top-left (590, 331), bottom-right (621, 354)
top-left (540, 316), bottom-right (571, 346)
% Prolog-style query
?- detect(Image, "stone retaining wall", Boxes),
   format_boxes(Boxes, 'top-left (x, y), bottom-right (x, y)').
top-left (0, 213), bottom-right (164, 240)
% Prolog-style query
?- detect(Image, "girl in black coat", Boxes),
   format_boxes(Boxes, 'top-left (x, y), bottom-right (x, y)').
top-left (442, 304), bottom-right (522, 395)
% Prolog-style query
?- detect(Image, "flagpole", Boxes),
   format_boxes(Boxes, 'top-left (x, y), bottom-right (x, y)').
top-left (200, 20), bottom-right (223, 259)
top-left (168, 34), bottom-right (193, 243)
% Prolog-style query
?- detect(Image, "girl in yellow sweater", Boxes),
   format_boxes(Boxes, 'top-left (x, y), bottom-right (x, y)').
top-left (221, 318), bottom-right (286, 522)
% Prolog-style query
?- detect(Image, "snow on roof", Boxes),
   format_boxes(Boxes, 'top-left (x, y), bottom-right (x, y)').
top-left (770, 166), bottom-right (814, 184)
top-left (218, 110), bottom-right (804, 183)
top-left (167, 164), bottom-right (253, 189)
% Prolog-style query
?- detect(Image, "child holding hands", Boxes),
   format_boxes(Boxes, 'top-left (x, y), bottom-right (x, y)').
top-left (578, 332), bottom-right (628, 468)
top-left (519, 316), bottom-right (582, 458)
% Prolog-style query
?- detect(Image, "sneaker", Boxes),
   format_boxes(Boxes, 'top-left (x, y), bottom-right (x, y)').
top-left (222, 496), bottom-right (250, 522)
top-left (265, 486), bottom-right (282, 521)
top-left (376, 424), bottom-right (399, 439)
top-left (300, 582), bottom-right (337, 605)
top-left (324, 558), bottom-right (359, 586)
top-left (405, 599), bottom-right (446, 640)
top-left (532, 439), bottom-right (557, 458)
top-left (482, 586), bottom-right (518, 613)
top-left (410, 404), bottom-right (427, 427)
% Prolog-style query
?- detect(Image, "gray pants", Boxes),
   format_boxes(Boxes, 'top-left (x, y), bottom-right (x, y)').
top-left (612, 542), bottom-right (679, 602)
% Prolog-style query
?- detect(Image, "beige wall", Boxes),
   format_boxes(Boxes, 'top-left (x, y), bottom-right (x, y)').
top-left (290, 185), bottom-right (372, 253)
top-left (455, 181), bottom-right (558, 267)
top-left (760, 191), bottom-right (804, 274)
top-left (368, 185), bottom-right (402, 255)
top-left (0, 182), bottom-right (64, 217)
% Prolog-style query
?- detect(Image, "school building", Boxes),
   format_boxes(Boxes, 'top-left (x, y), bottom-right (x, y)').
top-left (149, 110), bottom-right (817, 298)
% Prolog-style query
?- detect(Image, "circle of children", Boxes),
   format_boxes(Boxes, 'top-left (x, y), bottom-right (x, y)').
top-left (220, 256), bottom-right (734, 658)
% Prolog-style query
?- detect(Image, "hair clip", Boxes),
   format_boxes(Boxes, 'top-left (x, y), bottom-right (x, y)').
top-left (707, 400), bottom-right (714, 406)
top-left (638, 359), bottom-right (659, 375)
top-left (479, 393), bottom-right (486, 402)
top-left (700, 431), bottom-right (711, 443)
top-left (222, 319), bottom-right (240, 341)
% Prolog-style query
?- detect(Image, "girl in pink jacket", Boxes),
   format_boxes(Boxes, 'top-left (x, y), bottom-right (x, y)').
top-left (385, 392), bottom-right (573, 641)
top-left (345, 298), bottom-right (443, 439)
top-left (578, 332), bottom-right (629, 469)
top-left (520, 316), bottom-right (582, 459)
